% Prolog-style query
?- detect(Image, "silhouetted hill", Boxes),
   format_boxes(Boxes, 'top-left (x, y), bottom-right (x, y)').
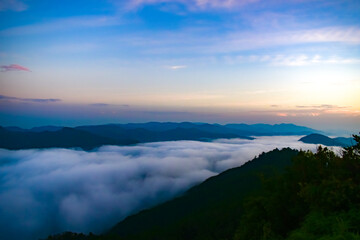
top-left (1, 122), bottom-right (320, 150)
top-left (333, 137), bottom-right (356, 147)
top-left (76, 125), bottom-right (144, 141)
top-left (120, 122), bottom-right (199, 131)
top-left (107, 148), bottom-right (299, 240)
top-left (0, 127), bottom-right (138, 150)
top-left (112, 122), bottom-right (318, 136)
top-left (4, 125), bottom-right (63, 132)
top-left (225, 123), bottom-right (318, 135)
top-left (151, 127), bottom-right (245, 141)
top-left (75, 122), bottom-right (317, 142)
top-left (299, 133), bottom-right (354, 147)
top-left (30, 126), bottom-right (63, 132)
top-left (76, 124), bottom-right (252, 143)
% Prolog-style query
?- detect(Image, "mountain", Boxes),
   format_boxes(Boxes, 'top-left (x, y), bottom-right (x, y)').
top-left (107, 148), bottom-right (299, 240)
top-left (76, 124), bottom-right (249, 142)
top-left (4, 125), bottom-right (63, 132)
top-left (120, 122), bottom-right (200, 131)
top-left (333, 137), bottom-right (356, 147)
top-left (225, 123), bottom-right (318, 136)
top-left (0, 122), bottom-right (320, 150)
top-left (111, 122), bottom-right (318, 136)
top-left (0, 127), bottom-right (138, 150)
top-left (299, 133), bottom-right (354, 147)
top-left (0, 124), bottom-right (249, 150)
top-left (75, 122), bottom-right (317, 142)
top-left (4, 126), bottom-right (29, 132)
top-left (30, 126), bottom-right (63, 132)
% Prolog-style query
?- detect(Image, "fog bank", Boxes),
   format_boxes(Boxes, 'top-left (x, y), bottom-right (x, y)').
top-left (0, 136), bottom-right (326, 240)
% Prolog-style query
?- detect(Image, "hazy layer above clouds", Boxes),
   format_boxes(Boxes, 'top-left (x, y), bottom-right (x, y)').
top-left (0, 137), bottom-right (335, 240)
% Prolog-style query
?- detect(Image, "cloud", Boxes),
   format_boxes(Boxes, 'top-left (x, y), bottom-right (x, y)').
top-left (269, 54), bottom-right (360, 66)
top-left (222, 27), bottom-right (360, 51)
top-left (0, 0), bottom-right (27, 12)
top-left (166, 65), bottom-right (187, 70)
top-left (0, 16), bottom-right (121, 36)
top-left (0, 95), bottom-right (62, 103)
top-left (219, 54), bottom-right (360, 66)
top-left (0, 136), bottom-right (327, 240)
top-left (89, 103), bottom-right (111, 107)
top-left (264, 104), bottom-right (358, 119)
top-left (89, 103), bottom-right (130, 107)
top-left (296, 104), bottom-right (347, 110)
top-left (111, 26), bottom-right (360, 58)
top-left (122, 0), bottom-right (259, 11)
top-left (0, 64), bottom-right (31, 72)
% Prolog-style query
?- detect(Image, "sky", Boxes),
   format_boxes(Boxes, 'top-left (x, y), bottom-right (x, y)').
top-left (0, 0), bottom-right (359, 133)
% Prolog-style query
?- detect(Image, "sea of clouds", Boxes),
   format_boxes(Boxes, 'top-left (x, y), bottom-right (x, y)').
top-left (0, 136), bottom-right (336, 240)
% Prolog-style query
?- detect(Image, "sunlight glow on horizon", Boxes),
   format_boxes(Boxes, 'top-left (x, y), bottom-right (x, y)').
top-left (0, 0), bottom-right (359, 132)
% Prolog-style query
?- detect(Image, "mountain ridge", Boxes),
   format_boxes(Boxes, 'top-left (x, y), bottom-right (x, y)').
top-left (299, 133), bottom-right (354, 147)
top-left (1, 122), bottom-right (319, 150)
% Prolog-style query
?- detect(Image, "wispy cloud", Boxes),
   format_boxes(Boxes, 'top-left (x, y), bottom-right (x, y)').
top-left (0, 64), bottom-right (30, 72)
top-left (89, 103), bottom-right (130, 107)
top-left (211, 27), bottom-right (360, 53)
top-left (89, 103), bottom-right (111, 107)
top-left (0, 0), bottom-right (27, 12)
top-left (270, 55), bottom-right (360, 66)
top-left (296, 104), bottom-right (347, 110)
top-left (268, 104), bottom-right (358, 118)
top-left (166, 65), bottom-right (187, 70)
top-left (112, 26), bottom-right (360, 58)
top-left (122, 0), bottom-right (260, 11)
top-left (0, 16), bottom-right (121, 36)
top-left (220, 54), bottom-right (360, 66)
top-left (0, 95), bottom-right (61, 103)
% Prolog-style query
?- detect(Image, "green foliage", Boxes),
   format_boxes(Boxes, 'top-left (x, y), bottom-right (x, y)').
top-left (287, 210), bottom-right (360, 240)
top-left (234, 133), bottom-right (360, 240)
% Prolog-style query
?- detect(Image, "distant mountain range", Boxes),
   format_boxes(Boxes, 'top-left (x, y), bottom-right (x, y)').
top-left (0, 122), bottom-right (319, 150)
top-left (299, 133), bottom-right (355, 147)
top-left (0, 127), bottom-right (138, 150)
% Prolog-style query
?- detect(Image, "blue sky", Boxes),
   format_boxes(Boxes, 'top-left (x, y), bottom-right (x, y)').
top-left (0, 0), bottom-right (359, 133)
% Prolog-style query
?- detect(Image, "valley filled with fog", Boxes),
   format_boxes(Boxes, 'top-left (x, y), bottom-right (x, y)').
top-left (0, 136), bottom-right (338, 240)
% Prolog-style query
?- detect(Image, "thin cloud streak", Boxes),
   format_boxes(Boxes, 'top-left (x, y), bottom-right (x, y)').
top-left (112, 26), bottom-right (360, 57)
top-left (265, 107), bottom-right (359, 118)
top-left (221, 54), bottom-right (360, 66)
top-left (0, 64), bottom-right (31, 72)
top-left (0, 136), bottom-right (324, 240)
top-left (0, 16), bottom-right (122, 36)
top-left (208, 27), bottom-right (360, 53)
top-left (122, 0), bottom-right (260, 11)
top-left (88, 103), bottom-right (130, 107)
top-left (296, 104), bottom-right (347, 110)
top-left (0, 95), bottom-right (62, 103)
top-left (166, 65), bottom-right (187, 70)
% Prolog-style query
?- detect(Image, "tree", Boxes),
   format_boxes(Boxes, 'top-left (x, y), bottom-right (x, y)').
top-left (234, 133), bottom-right (360, 240)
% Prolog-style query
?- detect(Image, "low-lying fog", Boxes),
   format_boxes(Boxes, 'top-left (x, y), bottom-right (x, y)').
top-left (0, 136), bottom-right (338, 240)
